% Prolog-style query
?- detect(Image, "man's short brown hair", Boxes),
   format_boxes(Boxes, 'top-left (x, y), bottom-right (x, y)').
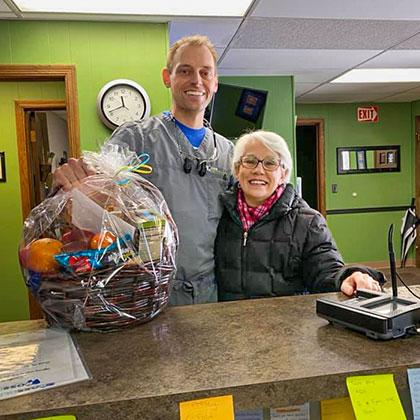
top-left (167, 35), bottom-right (218, 73)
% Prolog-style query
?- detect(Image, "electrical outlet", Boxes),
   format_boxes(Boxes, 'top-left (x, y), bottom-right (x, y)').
top-left (332, 184), bottom-right (338, 193)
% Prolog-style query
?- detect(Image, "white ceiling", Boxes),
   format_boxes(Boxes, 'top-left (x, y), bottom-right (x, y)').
top-left (4, 0), bottom-right (420, 103)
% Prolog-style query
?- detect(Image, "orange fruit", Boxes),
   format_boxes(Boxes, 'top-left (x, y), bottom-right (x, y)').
top-left (27, 238), bottom-right (63, 273)
top-left (90, 231), bottom-right (116, 249)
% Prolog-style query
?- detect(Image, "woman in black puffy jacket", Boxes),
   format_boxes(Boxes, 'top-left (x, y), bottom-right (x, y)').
top-left (215, 130), bottom-right (384, 301)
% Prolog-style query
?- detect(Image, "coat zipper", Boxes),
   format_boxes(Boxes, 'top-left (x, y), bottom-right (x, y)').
top-left (243, 231), bottom-right (248, 247)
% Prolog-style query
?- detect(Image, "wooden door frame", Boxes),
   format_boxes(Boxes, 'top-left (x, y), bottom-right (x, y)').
top-left (15, 100), bottom-right (66, 219)
top-left (1, 64), bottom-right (80, 213)
top-left (0, 65), bottom-right (80, 319)
top-left (0, 64), bottom-right (80, 156)
top-left (16, 101), bottom-right (67, 320)
top-left (296, 118), bottom-right (326, 216)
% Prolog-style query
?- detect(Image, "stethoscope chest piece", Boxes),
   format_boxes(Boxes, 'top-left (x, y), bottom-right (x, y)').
top-left (197, 161), bottom-right (207, 177)
top-left (183, 157), bottom-right (193, 174)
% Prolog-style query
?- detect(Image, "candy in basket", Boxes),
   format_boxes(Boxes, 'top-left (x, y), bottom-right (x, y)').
top-left (19, 144), bottom-right (178, 331)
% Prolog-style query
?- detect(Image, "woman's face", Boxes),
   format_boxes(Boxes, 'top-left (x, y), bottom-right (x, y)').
top-left (236, 139), bottom-right (287, 207)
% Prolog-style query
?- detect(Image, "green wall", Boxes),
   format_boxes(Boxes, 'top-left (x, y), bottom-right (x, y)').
top-left (0, 20), bottom-right (170, 321)
top-left (220, 76), bottom-right (296, 180)
top-left (0, 82), bottom-right (65, 321)
top-left (297, 103), bottom-right (414, 263)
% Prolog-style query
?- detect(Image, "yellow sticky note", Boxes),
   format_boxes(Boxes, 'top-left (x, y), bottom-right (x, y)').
top-left (179, 395), bottom-right (234, 420)
top-left (346, 374), bottom-right (406, 420)
top-left (321, 397), bottom-right (356, 420)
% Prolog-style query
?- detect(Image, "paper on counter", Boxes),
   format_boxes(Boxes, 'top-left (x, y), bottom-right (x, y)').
top-left (0, 327), bottom-right (89, 400)
top-left (320, 397), bottom-right (355, 420)
top-left (408, 368), bottom-right (420, 420)
top-left (270, 402), bottom-right (309, 419)
top-left (346, 374), bottom-right (406, 420)
top-left (235, 409), bottom-right (264, 419)
top-left (179, 395), bottom-right (234, 420)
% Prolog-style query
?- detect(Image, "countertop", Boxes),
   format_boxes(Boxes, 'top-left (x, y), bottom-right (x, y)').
top-left (1, 291), bottom-right (420, 419)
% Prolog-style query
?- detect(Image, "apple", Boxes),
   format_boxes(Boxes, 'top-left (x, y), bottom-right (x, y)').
top-left (18, 245), bottom-right (30, 268)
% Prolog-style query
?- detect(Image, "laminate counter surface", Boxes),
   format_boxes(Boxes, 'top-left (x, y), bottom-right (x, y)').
top-left (1, 292), bottom-right (420, 419)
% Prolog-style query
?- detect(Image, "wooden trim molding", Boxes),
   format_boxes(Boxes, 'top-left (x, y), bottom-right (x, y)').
top-left (1, 64), bottom-right (81, 320)
top-left (0, 64), bottom-right (81, 158)
top-left (15, 100), bottom-right (66, 220)
top-left (15, 100), bottom-right (66, 321)
top-left (296, 118), bottom-right (326, 216)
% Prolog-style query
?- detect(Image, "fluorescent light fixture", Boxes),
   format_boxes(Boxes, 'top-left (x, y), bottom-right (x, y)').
top-left (13, 0), bottom-right (253, 17)
top-left (332, 69), bottom-right (420, 83)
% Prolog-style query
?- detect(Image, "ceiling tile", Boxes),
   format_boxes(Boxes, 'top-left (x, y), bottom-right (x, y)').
top-left (232, 18), bottom-right (420, 50)
top-left (379, 86), bottom-right (420, 101)
top-left (169, 18), bottom-right (241, 47)
top-left (297, 92), bottom-right (391, 103)
top-left (219, 49), bottom-right (381, 72)
top-left (0, 1), bottom-right (11, 12)
top-left (294, 71), bottom-right (343, 83)
top-left (297, 81), bottom-right (420, 103)
top-left (215, 47), bottom-right (226, 60)
top-left (304, 82), bottom-right (420, 95)
top-left (252, 0), bottom-right (420, 20)
top-left (360, 50), bottom-right (420, 68)
top-left (393, 32), bottom-right (420, 49)
top-left (295, 82), bottom-right (321, 96)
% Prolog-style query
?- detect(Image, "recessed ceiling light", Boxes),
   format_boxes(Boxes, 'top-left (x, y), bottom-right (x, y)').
top-left (12, 0), bottom-right (253, 17)
top-left (331, 69), bottom-right (420, 83)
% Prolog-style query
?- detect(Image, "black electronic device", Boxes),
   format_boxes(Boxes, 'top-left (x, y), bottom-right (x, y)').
top-left (316, 225), bottom-right (420, 340)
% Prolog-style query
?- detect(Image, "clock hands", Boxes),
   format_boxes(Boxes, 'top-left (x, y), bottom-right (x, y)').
top-left (109, 96), bottom-right (129, 113)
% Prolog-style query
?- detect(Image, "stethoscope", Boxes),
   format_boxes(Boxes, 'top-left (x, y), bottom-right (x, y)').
top-left (166, 112), bottom-right (219, 177)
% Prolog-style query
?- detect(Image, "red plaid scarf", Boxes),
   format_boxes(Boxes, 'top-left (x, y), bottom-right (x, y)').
top-left (237, 184), bottom-right (285, 231)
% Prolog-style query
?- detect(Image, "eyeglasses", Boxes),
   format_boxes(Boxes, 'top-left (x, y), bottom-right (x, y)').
top-left (240, 155), bottom-right (282, 171)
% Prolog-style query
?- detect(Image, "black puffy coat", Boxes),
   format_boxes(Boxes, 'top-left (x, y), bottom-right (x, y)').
top-left (215, 184), bottom-right (379, 301)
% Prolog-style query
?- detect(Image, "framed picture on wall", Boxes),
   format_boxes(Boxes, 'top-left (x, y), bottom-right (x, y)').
top-left (356, 150), bottom-right (366, 170)
top-left (235, 88), bottom-right (268, 122)
top-left (337, 145), bottom-right (400, 174)
top-left (374, 148), bottom-right (399, 169)
top-left (379, 152), bottom-right (387, 164)
top-left (0, 152), bottom-right (5, 182)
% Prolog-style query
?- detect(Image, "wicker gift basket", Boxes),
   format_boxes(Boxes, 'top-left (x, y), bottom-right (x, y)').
top-left (19, 144), bottom-right (178, 332)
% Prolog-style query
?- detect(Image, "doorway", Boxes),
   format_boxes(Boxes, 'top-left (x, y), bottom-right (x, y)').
top-left (296, 119), bottom-right (326, 216)
top-left (24, 107), bottom-right (68, 209)
top-left (16, 101), bottom-right (70, 319)
top-left (0, 65), bottom-right (80, 320)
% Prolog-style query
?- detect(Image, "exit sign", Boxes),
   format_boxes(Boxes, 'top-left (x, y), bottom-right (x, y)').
top-left (357, 106), bottom-right (379, 122)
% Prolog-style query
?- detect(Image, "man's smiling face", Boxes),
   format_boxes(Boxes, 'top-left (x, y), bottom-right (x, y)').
top-left (163, 44), bottom-right (218, 117)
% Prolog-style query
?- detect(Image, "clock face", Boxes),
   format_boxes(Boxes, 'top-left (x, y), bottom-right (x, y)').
top-left (97, 80), bottom-right (151, 129)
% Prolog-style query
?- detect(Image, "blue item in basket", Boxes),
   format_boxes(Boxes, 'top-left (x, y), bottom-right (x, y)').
top-left (54, 234), bottom-right (132, 273)
top-left (26, 270), bottom-right (42, 293)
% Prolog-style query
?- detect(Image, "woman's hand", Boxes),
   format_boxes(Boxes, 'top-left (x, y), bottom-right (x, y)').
top-left (340, 271), bottom-right (382, 296)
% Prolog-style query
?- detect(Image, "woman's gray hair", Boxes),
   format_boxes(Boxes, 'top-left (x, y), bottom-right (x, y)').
top-left (232, 130), bottom-right (293, 183)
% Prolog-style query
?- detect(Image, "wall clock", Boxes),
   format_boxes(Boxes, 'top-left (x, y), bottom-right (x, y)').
top-left (96, 79), bottom-right (151, 130)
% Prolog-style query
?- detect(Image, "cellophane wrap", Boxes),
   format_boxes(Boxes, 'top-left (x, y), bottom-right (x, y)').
top-left (19, 144), bottom-right (178, 332)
